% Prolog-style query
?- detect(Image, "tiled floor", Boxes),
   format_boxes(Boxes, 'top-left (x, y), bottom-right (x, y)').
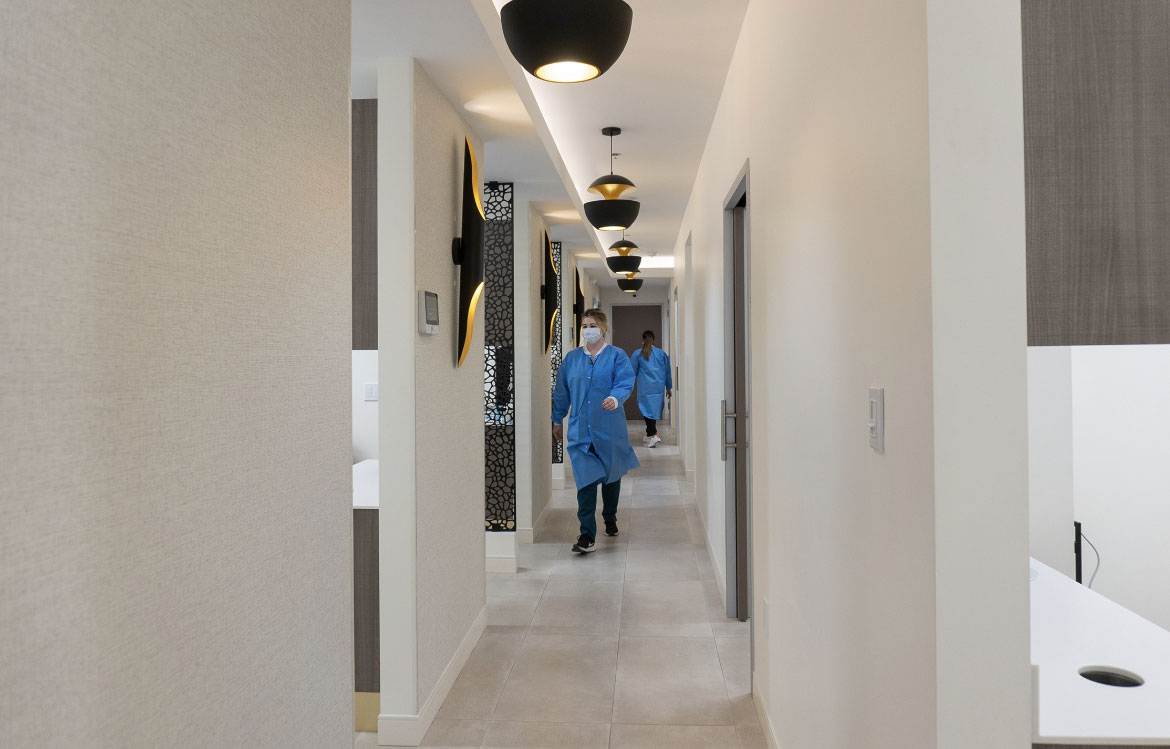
top-left (357, 423), bottom-right (760, 749)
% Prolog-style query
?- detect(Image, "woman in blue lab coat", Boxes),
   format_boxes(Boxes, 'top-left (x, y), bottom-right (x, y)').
top-left (630, 330), bottom-right (672, 448)
top-left (552, 309), bottom-right (640, 553)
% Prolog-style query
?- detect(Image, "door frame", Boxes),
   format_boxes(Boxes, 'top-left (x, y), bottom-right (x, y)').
top-left (722, 164), bottom-right (752, 623)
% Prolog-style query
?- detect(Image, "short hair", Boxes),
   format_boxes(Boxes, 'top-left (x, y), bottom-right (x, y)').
top-left (583, 308), bottom-right (608, 328)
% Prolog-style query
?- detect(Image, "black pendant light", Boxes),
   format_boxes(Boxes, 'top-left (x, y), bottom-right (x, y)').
top-left (605, 231), bottom-right (642, 274)
top-left (500, 0), bottom-right (633, 84)
top-left (585, 127), bottom-right (639, 232)
top-left (617, 272), bottom-right (643, 293)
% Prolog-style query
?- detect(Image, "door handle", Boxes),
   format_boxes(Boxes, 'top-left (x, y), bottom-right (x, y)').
top-left (721, 399), bottom-right (747, 461)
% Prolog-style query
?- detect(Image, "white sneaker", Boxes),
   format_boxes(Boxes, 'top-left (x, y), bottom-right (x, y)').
top-left (642, 435), bottom-right (652, 445)
top-left (648, 435), bottom-right (662, 448)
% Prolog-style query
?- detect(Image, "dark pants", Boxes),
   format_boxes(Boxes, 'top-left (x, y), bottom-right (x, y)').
top-left (644, 418), bottom-right (657, 437)
top-left (577, 478), bottom-right (620, 541)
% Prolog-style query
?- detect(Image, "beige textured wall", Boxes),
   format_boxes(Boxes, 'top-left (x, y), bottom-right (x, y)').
top-left (0, 1), bottom-right (352, 747)
top-left (412, 64), bottom-right (487, 705)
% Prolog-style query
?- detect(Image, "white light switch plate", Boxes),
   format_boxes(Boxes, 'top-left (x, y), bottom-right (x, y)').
top-left (364, 383), bottom-right (378, 402)
top-left (868, 387), bottom-right (884, 454)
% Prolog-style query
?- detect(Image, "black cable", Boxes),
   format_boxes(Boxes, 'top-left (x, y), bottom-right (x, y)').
top-left (1081, 532), bottom-right (1102, 589)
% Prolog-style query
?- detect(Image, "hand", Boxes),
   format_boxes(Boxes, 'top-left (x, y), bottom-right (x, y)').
top-left (601, 397), bottom-right (618, 411)
top-left (667, 390), bottom-right (672, 399)
top-left (552, 423), bottom-right (563, 442)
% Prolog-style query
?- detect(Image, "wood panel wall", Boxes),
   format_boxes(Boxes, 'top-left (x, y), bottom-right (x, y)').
top-left (1024, 0), bottom-right (1170, 345)
top-left (353, 508), bottom-right (379, 692)
top-left (352, 99), bottom-right (378, 350)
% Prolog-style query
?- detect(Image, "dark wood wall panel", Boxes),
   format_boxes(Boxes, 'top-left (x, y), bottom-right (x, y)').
top-left (352, 99), bottom-right (378, 350)
top-left (353, 508), bottom-right (379, 692)
top-left (1024, 0), bottom-right (1170, 345)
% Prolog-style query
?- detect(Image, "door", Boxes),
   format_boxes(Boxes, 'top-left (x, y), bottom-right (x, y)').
top-left (611, 304), bottom-right (663, 421)
top-left (723, 182), bottom-right (751, 621)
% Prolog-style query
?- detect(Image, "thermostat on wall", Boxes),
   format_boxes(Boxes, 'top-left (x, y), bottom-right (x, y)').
top-left (418, 291), bottom-right (439, 336)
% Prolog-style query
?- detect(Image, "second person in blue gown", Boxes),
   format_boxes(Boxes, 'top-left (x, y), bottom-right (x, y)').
top-left (630, 330), bottom-right (672, 448)
top-left (552, 309), bottom-right (640, 554)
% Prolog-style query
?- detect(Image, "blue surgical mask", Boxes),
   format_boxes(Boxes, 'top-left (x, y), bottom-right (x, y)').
top-left (582, 327), bottom-right (602, 345)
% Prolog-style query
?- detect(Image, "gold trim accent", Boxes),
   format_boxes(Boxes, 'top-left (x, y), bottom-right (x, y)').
top-left (457, 281), bottom-right (485, 368)
top-left (467, 138), bottom-right (485, 221)
top-left (547, 308), bottom-right (559, 356)
top-left (588, 182), bottom-right (636, 200)
top-left (625, 272), bottom-right (637, 280)
top-left (355, 692), bottom-right (379, 733)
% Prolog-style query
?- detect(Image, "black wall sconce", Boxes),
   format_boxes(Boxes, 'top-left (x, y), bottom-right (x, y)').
top-left (452, 138), bottom-right (486, 368)
top-left (500, 0), bottom-right (633, 84)
top-left (574, 268), bottom-right (586, 345)
top-left (540, 231), bottom-right (558, 355)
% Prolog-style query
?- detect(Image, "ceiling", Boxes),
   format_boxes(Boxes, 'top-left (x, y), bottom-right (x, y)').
top-left (352, 0), bottom-right (750, 283)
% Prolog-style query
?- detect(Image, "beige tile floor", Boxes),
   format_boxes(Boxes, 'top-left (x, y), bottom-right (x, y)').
top-left (357, 423), bottom-right (759, 749)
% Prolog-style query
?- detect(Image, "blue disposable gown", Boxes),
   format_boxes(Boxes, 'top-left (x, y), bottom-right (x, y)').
top-left (553, 345), bottom-right (641, 490)
top-left (629, 346), bottom-right (673, 420)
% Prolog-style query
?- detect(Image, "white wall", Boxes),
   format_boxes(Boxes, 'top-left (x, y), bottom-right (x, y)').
top-left (674, 0), bottom-right (1031, 746)
top-left (1072, 346), bottom-right (1170, 630)
top-left (1, 1), bottom-right (353, 745)
top-left (513, 190), bottom-right (552, 537)
top-left (1027, 347), bottom-right (1075, 576)
top-left (376, 59), bottom-right (487, 739)
top-left (411, 63), bottom-right (488, 707)
top-left (353, 350), bottom-right (380, 462)
top-left (927, 1), bottom-right (1032, 745)
top-left (677, 0), bottom-right (940, 744)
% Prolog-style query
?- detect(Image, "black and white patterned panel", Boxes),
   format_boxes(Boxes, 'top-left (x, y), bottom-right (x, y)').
top-left (550, 241), bottom-right (564, 464)
top-left (483, 182), bottom-right (516, 531)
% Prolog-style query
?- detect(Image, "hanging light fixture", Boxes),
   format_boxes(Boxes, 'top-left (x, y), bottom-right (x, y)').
top-left (584, 127), bottom-right (639, 232)
top-left (606, 231), bottom-right (642, 274)
top-left (617, 272), bottom-right (643, 293)
top-left (500, 0), bottom-right (633, 84)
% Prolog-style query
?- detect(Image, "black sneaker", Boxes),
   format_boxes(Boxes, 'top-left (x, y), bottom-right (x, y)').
top-left (604, 521), bottom-right (619, 537)
top-left (572, 534), bottom-right (597, 553)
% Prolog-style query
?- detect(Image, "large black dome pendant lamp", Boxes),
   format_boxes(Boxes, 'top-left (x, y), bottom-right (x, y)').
top-left (617, 272), bottom-right (643, 293)
top-left (500, 0), bottom-right (633, 84)
top-left (606, 231), bottom-right (642, 274)
top-left (584, 127), bottom-right (640, 232)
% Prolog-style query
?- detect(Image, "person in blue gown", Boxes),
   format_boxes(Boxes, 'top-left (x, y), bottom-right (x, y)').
top-left (552, 309), bottom-right (640, 553)
top-left (629, 330), bottom-right (672, 448)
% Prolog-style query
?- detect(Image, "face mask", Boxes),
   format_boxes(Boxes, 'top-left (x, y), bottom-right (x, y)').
top-left (582, 327), bottom-right (602, 345)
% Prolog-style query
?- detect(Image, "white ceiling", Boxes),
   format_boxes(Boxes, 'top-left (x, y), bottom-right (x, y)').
top-left (352, 0), bottom-right (749, 285)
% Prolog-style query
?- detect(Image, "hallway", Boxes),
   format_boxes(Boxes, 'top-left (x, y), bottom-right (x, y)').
top-left (361, 423), bottom-right (761, 748)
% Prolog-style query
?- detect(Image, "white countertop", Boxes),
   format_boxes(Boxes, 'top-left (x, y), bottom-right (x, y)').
top-left (1032, 557), bottom-right (1170, 745)
top-left (353, 459), bottom-right (378, 509)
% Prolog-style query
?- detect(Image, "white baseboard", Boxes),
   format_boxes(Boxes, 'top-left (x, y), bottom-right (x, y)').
top-left (752, 678), bottom-right (780, 749)
top-left (551, 477), bottom-right (564, 491)
top-left (484, 531), bottom-right (516, 574)
top-left (515, 528), bottom-right (533, 545)
top-left (377, 607), bottom-right (486, 746)
top-left (486, 555), bottom-right (517, 573)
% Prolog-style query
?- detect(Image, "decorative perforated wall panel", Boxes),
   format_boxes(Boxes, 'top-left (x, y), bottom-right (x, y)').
top-left (550, 241), bottom-right (564, 464)
top-left (483, 182), bottom-right (516, 531)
